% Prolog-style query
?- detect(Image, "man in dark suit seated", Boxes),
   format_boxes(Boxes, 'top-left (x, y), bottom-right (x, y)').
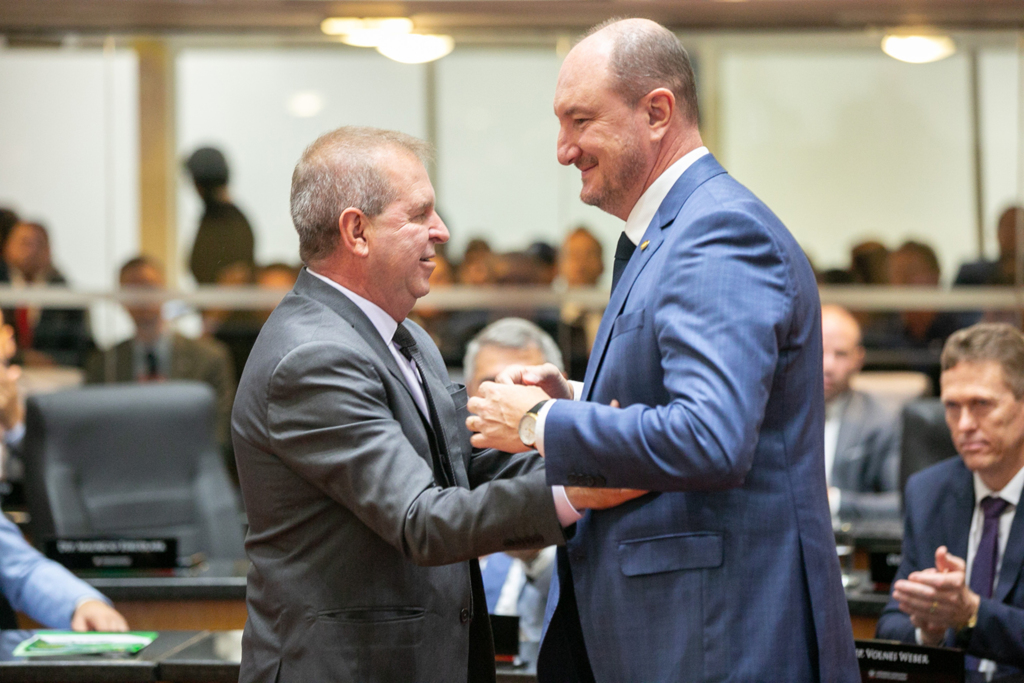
top-left (955, 207), bottom-right (1023, 287)
top-left (0, 221), bottom-right (92, 368)
top-left (821, 304), bottom-right (901, 520)
top-left (85, 256), bottom-right (236, 453)
top-left (230, 126), bottom-right (637, 683)
top-left (877, 322), bottom-right (1024, 677)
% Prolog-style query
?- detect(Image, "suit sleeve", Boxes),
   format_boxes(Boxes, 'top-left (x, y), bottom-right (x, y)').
top-left (0, 513), bottom-right (109, 628)
top-left (267, 341), bottom-right (563, 568)
top-left (839, 410), bottom-right (901, 520)
top-left (965, 599), bottom-right (1024, 666)
top-left (544, 208), bottom-right (792, 491)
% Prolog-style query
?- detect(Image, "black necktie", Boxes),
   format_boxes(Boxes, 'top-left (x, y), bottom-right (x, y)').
top-left (392, 324), bottom-right (455, 487)
top-left (611, 232), bottom-right (637, 293)
top-left (146, 349), bottom-right (160, 381)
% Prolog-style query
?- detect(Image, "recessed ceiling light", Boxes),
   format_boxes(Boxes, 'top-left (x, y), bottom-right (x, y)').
top-left (881, 34), bottom-right (956, 64)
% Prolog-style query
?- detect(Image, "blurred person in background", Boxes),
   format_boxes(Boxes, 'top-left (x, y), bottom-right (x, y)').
top-left (186, 147), bottom-right (256, 285)
top-left (526, 241), bottom-right (559, 286)
top-left (465, 318), bottom-right (562, 644)
top-left (0, 208), bottom-right (19, 252)
top-left (0, 221), bottom-right (92, 368)
top-left (851, 240), bottom-right (890, 285)
top-left (558, 226), bottom-right (605, 381)
top-left (85, 256), bottom-right (236, 471)
top-left (821, 305), bottom-right (900, 520)
top-left (956, 206), bottom-right (1024, 287)
top-left (879, 240), bottom-right (963, 349)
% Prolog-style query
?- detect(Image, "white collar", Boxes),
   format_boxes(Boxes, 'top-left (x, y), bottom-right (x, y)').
top-left (974, 461), bottom-right (1024, 508)
top-left (307, 269), bottom-right (400, 346)
top-left (623, 146), bottom-right (709, 245)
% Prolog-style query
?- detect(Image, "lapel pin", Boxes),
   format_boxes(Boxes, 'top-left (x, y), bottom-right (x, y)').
top-left (640, 240), bottom-right (650, 251)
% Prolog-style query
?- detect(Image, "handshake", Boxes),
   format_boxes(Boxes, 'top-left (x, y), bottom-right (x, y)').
top-left (465, 362), bottom-right (646, 512)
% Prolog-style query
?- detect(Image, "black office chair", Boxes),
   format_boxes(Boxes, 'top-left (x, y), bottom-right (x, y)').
top-left (22, 382), bottom-right (245, 560)
top-left (899, 398), bottom-right (958, 497)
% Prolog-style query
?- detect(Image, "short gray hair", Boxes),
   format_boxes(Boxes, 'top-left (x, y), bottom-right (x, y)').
top-left (290, 126), bottom-right (432, 265)
top-left (464, 317), bottom-right (564, 381)
top-left (942, 323), bottom-right (1024, 399)
top-left (586, 18), bottom-right (700, 125)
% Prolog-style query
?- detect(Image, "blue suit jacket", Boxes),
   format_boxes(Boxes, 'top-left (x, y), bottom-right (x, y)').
top-left (0, 510), bottom-right (108, 628)
top-left (876, 457), bottom-right (1024, 672)
top-left (538, 154), bottom-right (859, 682)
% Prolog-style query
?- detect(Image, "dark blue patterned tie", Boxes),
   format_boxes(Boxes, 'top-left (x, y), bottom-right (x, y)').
top-left (966, 496), bottom-right (1010, 670)
top-left (611, 232), bottom-right (637, 293)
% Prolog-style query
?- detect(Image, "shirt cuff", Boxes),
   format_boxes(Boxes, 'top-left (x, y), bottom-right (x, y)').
top-left (552, 485), bottom-right (583, 527)
top-left (568, 381), bottom-right (583, 401)
top-left (914, 628), bottom-right (924, 645)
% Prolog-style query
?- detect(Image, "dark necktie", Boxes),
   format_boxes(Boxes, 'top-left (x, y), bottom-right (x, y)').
top-left (392, 324), bottom-right (455, 487)
top-left (966, 495), bottom-right (1010, 670)
top-left (611, 232), bottom-right (637, 293)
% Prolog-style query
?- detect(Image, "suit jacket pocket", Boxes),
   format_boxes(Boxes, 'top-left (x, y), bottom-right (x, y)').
top-left (311, 607), bottom-right (425, 682)
top-left (618, 532), bottom-right (723, 577)
top-left (610, 309), bottom-right (645, 339)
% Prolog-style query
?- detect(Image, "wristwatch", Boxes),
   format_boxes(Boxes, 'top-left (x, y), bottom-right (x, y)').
top-left (518, 400), bottom-right (550, 447)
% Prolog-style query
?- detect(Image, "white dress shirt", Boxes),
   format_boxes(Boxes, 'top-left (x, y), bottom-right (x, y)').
top-left (309, 270), bottom-right (579, 525)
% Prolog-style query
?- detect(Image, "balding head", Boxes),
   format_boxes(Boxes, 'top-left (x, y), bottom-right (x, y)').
top-left (821, 305), bottom-right (864, 402)
top-left (577, 18), bottom-right (699, 125)
top-left (555, 18), bottom-right (703, 220)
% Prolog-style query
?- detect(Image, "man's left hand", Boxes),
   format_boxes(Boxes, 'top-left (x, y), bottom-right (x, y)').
top-left (467, 382), bottom-right (550, 452)
top-left (70, 600), bottom-right (129, 632)
top-left (891, 546), bottom-right (979, 644)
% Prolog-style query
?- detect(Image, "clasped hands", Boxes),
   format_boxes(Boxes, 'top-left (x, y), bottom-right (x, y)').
top-left (465, 362), bottom-right (645, 512)
top-left (891, 546), bottom-right (980, 646)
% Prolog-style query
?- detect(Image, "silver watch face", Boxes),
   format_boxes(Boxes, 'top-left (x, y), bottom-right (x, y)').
top-left (518, 413), bottom-right (537, 446)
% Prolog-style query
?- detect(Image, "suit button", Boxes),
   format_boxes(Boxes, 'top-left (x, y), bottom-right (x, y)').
top-left (584, 476), bottom-right (595, 487)
top-left (460, 608), bottom-right (470, 623)
top-left (594, 475), bottom-right (607, 487)
top-left (567, 474), bottom-right (579, 485)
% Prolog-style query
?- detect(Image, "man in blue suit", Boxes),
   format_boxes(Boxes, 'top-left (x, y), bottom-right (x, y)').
top-left (0, 511), bottom-right (127, 630)
top-left (878, 323), bottom-right (1024, 676)
top-left (467, 18), bottom-right (858, 682)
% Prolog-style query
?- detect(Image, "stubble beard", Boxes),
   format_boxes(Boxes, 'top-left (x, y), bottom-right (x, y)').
top-left (579, 145), bottom-right (647, 216)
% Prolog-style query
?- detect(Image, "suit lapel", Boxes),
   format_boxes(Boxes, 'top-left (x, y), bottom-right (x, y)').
top-left (295, 270), bottom-right (419, 408)
top-left (295, 270), bottom-right (466, 487)
top-left (996, 500), bottom-right (1024, 602)
top-left (832, 393), bottom-right (865, 483)
top-left (946, 461), bottom-right (975, 562)
top-left (582, 154), bottom-right (728, 401)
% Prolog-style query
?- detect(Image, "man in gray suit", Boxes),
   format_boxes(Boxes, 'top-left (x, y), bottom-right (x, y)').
top-left (231, 127), bottom-right (631, 683)
top-left (822, 304), bottom-right (901, 520)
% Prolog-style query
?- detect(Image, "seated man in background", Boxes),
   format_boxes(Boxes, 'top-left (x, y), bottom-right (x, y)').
top-left (0, 221), bottom-right (92, 368)
top-left (877, 323), bottom-right (1024, 676)
top-left (821, 305), bottom-right (900, 520)
top-left (1, 510), bottom-right (128, 631)
top-left (85, 256), bottom-right (236, 454)
top-left (464, 318), bottom-right (562, 643)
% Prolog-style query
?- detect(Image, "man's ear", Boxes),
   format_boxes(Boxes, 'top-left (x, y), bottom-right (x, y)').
top-left (339, 207), bottom-right (370, 257)
top-left (644, 88), bottom-right (675, 140)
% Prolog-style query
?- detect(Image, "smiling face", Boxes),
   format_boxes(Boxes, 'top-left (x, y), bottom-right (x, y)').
top-left (363, 150), bottom-right (449, 320)
top-left (554, 38), bottom-right (651, 221)
top-left (942, 359), bottom-right (1024, 490)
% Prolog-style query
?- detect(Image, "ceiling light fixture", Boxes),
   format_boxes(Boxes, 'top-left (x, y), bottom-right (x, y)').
top-left (376, 34), bottom-right (454, 64)
top-left (881, 34), bottom-right (956, 64)
top-left (320, 17), bottom-right (413, 47)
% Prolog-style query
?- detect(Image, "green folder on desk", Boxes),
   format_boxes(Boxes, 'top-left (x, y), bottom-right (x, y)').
top-left (13, 631), bottom-right (158, 657)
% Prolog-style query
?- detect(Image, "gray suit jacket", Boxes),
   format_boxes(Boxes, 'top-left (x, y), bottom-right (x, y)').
top-left (832, 390), bottom-right (901, 520)
top-left (232, 270), bottom-right (564, 683)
